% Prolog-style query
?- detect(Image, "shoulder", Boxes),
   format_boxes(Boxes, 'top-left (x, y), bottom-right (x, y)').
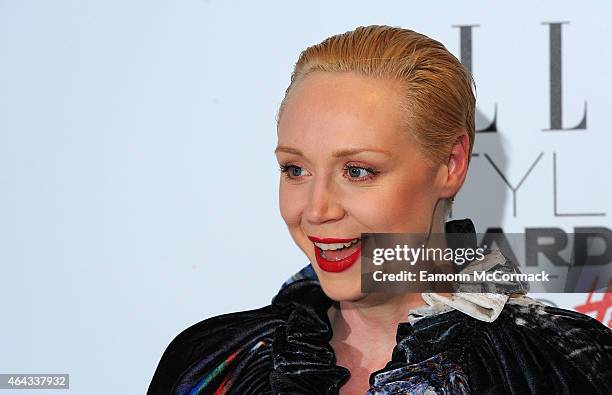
top-left (147, 304), bottom-right (285, 395)
top-left (147, 279), bottom-right (327, 395)
top-left (489, 296), bottom-right (612, 363)
top-left (495, 297), bottom-right (611, 377)
top-left (410, 296), bottom-right (612, 394)
top-left (478, 297), bottom-right (612, 393)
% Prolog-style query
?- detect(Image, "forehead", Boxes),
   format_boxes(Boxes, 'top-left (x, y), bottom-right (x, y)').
top-left (277, 72), bottom-right (407, 148)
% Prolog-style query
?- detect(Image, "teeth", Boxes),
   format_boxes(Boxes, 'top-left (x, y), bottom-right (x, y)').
top-left (321, 250), bottom-right (343, 261)
top-left (314, 238), bottom-right (359, 251)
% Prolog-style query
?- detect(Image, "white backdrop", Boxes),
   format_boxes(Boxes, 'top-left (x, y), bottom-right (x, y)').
top-left (0, 1), bottom-right (610, 394)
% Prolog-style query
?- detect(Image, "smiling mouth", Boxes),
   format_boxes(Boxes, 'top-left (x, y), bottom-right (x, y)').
top-left (313, 238), bottom-right (360, 261)
top-left (306, 236), bottom-right (364, 272)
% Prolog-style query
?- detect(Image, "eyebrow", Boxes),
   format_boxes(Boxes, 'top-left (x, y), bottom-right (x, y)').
top-left (274, 146), bottom-right (392, 157)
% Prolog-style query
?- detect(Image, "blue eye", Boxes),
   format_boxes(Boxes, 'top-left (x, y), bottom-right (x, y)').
top-left (280, 164), bottom-right (308, 179)
top-left (343, 165), bottom-right (379, 182)
top-left (289, 165), bottom-right (303, 177)
top-left (347, 167), bottom-right (368, 178)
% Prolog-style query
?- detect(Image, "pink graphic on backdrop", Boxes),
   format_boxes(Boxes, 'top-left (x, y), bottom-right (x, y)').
top-left (574, 278), bottom-right (612, 328)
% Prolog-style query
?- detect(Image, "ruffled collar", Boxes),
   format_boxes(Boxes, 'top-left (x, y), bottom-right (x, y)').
top-left (270, 279), bottom-right (350, 391)
top-left (418, 248), bottom-right (526, 323)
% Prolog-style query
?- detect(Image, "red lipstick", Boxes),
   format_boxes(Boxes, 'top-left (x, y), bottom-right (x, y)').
top-left (307, 235), bottom-right (362, 273)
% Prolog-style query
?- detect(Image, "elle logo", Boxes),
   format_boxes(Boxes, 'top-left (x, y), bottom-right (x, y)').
top-left (454, 22), bottom-right (587, 132)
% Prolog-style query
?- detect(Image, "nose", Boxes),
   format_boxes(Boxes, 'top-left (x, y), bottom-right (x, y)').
top-left (304, 175), bottom-right (345, 224)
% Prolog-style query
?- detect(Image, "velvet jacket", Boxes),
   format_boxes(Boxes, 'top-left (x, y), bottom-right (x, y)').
top-left (148, 219), bottom-right (612, 394)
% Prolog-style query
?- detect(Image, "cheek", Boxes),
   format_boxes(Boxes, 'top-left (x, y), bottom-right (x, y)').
top-left (279, 184), bottom-right (302, 226)
top-left (343, 179), bottom-right (435, 232)
top-left (279, 184), bottom-right (313, 258)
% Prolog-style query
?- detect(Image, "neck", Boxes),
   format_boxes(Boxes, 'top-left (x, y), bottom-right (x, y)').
top-left (329, 292), bottom-right (425, 334)
top-left (327, 292), bottom-right (427, 373)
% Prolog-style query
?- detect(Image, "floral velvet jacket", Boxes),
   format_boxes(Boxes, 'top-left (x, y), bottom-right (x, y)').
top-left (148, 219), bottom-right (612, 394)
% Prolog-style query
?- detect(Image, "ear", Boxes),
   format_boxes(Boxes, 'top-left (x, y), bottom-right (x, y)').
top-left (439, 129), bottom-right (470, 199)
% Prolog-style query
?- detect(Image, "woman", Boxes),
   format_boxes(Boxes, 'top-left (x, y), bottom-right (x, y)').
top-left (148, 25), bottom-right (612, 394)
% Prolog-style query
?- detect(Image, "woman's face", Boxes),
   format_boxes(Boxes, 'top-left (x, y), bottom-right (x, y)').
top-left (275, 71), bottom-right (450, 302)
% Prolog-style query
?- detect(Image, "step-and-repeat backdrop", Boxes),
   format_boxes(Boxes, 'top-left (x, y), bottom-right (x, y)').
top-left (449, 18), bottom-right (610, 325)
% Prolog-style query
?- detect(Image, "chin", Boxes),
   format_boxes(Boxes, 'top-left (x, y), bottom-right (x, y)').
top-left (314, 265), bottom-right (364, 302)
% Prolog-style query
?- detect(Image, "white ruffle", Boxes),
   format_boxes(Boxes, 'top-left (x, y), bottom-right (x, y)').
top-left (420, 292), bottom-right (509, 323)
top-left (410, 249), bottom-right (525, 323)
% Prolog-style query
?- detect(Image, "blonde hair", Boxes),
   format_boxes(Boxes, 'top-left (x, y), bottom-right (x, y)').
top-left (277, 25), bottom-right (476, 168)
